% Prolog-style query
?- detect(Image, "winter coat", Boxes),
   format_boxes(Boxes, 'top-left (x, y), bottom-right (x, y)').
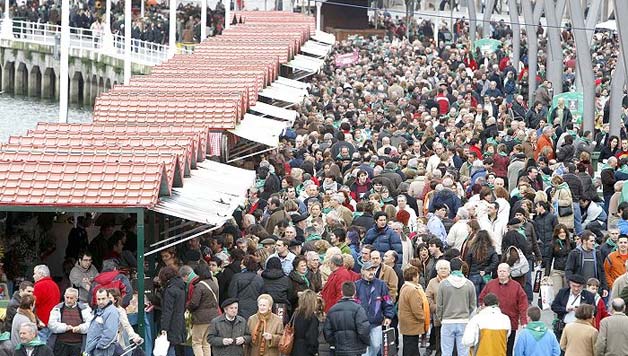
top-left (465, 246), bottom-right (499, 276)
top-left (11, 312), bottom-right (35, 347)
top-left (247, 312), bottom-right (284, 356)
top-left (603, 251), bottom-right (628, 290)
top-left (551, 288), bottom-right (596, 321)
top-left (0, 337), bottom-right (13, 356)
top-left (375, 264), bottom-right (399, 302)
top-left (228, 271), bottom-right (264, 320)
top-left (321, 267), bottom-right (356, 313)
top-left (351, 213), bottom-right (374, 231)
top-left (261, 268), bottom-right (295, 311)
top-left (291, 313), bottom-right (319, 356)
top-left (3, 292), bottom-right (20, 333)
top-left (544, 239), bottom-right (571, 275)
top-left (565, 247), bottom-right (608, 291)
top-left (160, 276), bottom-right (187, 344)
top-left (208, 314), bottom-right (251, 356)
top-left (47, 301), bottom-right (92, 349)
top-left (533, 211), bottom-right (558, 258)
top-left (426, 277), bottom-right (443, 326)
top-left (363, 225), bottom-right (403, 269)
top-left (33, 276), bottom-right (61, 326)
top-left (69, 262), bottom-right (99, 303)
top-left (552, 185), bottom-right (574, 229)
top-left (14, 344), bottom-right (54, 356)
top-left (89, 271), bottom-right (133, 308)
top-left (556, 143), bottom-right (575, 163)
top-left (323, 298), bottom-right (370, 356)
top-left (85, 303), bottom-right (119, 356)
top-left (560, 319), bottom-right (598, 356)
top-left (218, 261), bottom-right (242, 304)
top-left (288, 271), bottom-right (310, 307)
top-left (354, 278), bottom-right (395, 326)
top-left (188, 278), bottom-right (220, 325)
top-left (429, 189), bottom-right (462, 219)
top-left (514, 326), bottom-right (561, 356)
top-left (398, 282), bottom-right (427, 336)
top-left (601, 166), bottom-right (616, 197)
top-left (479, 279), bottom-right (528, 331)
top-left (595, 312), bottom-right (628, 356)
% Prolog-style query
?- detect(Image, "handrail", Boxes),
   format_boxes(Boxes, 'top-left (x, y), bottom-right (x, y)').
top-left (0, 18), bottom-right (174, 65)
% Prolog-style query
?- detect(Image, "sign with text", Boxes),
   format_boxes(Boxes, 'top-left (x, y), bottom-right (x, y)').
top-left (335, 50), bottom-right (359, 68)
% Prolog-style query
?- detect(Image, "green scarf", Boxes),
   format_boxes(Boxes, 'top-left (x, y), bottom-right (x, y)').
top-left (15, 337), bottom-right (46, 350)
top-left (618, 165), bottom-right (628, 175)
top-left (306, 233), bottom-right (322, 242)
top-left (0, 332), bottom-right (9, 342)
top-left (451, 270), bottom-right (464, 278)
top-left (606, 238), bottom-right (618, 252)
top-left (185, 271), bottom-right (198, 284)
top-left (296, 271), bottom-right (310, 288)
top-left (525, 321), bottom-right (548, 341)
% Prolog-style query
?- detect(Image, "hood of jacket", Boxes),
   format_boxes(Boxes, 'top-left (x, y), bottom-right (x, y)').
top-left (261, 268), bottom-right (285, 280)
top-left (167, 275), bottom-right (185, 290)
top-left (445, 274), bottom-right (468, 288)
top-left (93, 270), bottom-right (119, 285)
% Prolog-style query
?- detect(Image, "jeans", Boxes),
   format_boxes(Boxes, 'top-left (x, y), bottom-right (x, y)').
top-left (573, 203), bottom-right (583, 236)
top-left (468, 273), bottom-right (485, 302)
top-left (440, 323), bottom-right (468, 356)
top-left (362, 325), bottom-right (382, 356)
top-left (604, 193), bottom-right (613, 214)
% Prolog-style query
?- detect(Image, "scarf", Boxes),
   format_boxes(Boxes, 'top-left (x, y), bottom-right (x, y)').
top-left (296, 271), bottom-right (310, 288)
top-left (185, 271), bottom-right (198, 284)
top-left (0, 332), bottom-right (9, 342)
top-left (15, 337), bottom-right (46, 350)
top-left (525, 321), bottom-right (548, 341)
top-left (252, 311), bottom-right (272, 356)
top-left (606, 238), bottom-right (618, 252)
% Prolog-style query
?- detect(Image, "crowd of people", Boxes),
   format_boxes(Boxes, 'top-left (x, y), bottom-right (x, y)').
top-left (3, 3), bottom-right (628, 356)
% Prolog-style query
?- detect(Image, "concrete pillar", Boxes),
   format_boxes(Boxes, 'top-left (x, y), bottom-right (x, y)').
top-left (616, 0), bottom-right (628, 79)
top-left (55, 72), bottom-right (61, 101)
top-left (28, 67), bottom-right (41, 97)
top-left (15, 65), bottom-right (27, 96)
top-left (467, 0), bottom-right (477, 41)
top-left (83, 77), bottom-right (92, 107)
top-left (608, 58), bottom-right (624, 138)
top-left (569, 0), bottom-right (595, 132)
top-left (316, 1), bottom-right (321, 31)
top-left (70, 73), bottom-right (79, 104)
top-left (42, 68), bottom-right (53, 99)
top-left (91, 75), bottom-right (98, 102)
top-left (1, 63), bottom-right (13, 93)
top-left (59, 0), bottom-right (70, 122)
top-left (507, 0), bottom-right (520, 71)
top-left (545, 0), bottom-right (564, 95)
top-left (521, 0), bottom-right (538, 106)
top-left (482, 0), bottom-right (495, 38)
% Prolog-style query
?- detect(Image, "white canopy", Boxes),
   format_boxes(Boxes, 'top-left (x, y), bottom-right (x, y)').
top-left (228, 113), bottom-right (289, 147)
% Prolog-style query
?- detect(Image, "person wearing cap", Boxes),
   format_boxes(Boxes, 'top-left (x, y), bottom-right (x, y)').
top-left (267, 238), bottom-right (296, 276)
top-left (355, 261), bottom-right (394, 356)
top-left (363, 211), bottom-right (403, 270)
top-left (260, 238), bottom-right (276, 254)
top-left (427, 202), bottom-right (448, 244)
top-left (565, 230), bottom-right (609, 298)
top-left (292, 213), bottom-right (308, 243)
top-left (551, 274), bottom-right (596, 339)
top-left (321, 254), bottom-right (356, 313)
top-left (479, 263), bottom-right (528, 355)
top-left (208, 298), bottom-right (251, 356)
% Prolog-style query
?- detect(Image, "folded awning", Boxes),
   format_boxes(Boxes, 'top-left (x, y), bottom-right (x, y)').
top-left (228, 113), bottom-right (289, 147)
top-left (301, 41), bottom-right (332, 57)
top-left (259, 85), bottom-right (307, 104)
top-left (312, 30), bottom-right (336, 45)
top-left (151, 160), bottom-right (255, 226)
top-left (276, 76), bottom-right (311, 90)
top-left (249, 102), bottom-right (298, 123)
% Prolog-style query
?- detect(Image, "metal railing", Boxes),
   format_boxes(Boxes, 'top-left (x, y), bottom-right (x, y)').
top-left (0, 18), bottom-right (172, 65)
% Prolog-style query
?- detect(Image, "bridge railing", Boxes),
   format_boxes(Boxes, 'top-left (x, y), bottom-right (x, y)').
top-left (1, 19), bottom-right (171, 65)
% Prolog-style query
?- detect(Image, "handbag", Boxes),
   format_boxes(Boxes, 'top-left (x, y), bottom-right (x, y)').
top-left (199, 280), bottom-right (222, 315)
top-left (558, 204), bottom-right (573, 217)
top-left (278, 313), bottom-right (296, 354)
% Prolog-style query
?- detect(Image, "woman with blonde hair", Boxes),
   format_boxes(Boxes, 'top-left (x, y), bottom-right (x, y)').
top-left (290, 290), bottom-right (320, 356)
top-left (551, 175), bottom-right (575, 230)
top-left (247, 294), bottom-right (284, 356)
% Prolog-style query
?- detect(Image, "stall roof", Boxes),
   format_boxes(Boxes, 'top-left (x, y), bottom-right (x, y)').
top-left (151, 160), bottom-right (255, 225)
top-left (249, 102), bottom-right (298, 123)
top-left (228, 113), bottom-right (289, 147)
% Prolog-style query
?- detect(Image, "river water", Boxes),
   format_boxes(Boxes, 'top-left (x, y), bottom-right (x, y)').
top-left (0, 94), bottom-right (92, 143)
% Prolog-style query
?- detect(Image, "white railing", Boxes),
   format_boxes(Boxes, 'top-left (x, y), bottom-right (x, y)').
top-left (0, 18), bottom-right (172, 65)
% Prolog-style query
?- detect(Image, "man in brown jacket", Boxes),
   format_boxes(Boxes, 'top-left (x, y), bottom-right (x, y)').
top-left (595, 298), bottom-right (628, 356)
top-left (398, 266), bottom-right (427, 356)
top-left (426, 259), bottom-right (451, 356)
top-left (370, 250), bottom-right (398, 301)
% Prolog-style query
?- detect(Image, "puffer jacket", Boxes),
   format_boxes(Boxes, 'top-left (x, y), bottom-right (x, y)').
top-left (354, 278), bottom-right (395, 326)
top-left (533, 211), bottom-right (558, 258)
top-left (228, 271), bottom-right (264, 320)
top-left (261, 268), bottom-right (295, 310)
top-left (161, 276), bottom-right (187, 344)
top-left (323, 298), bottom-right (370, 356)
top-left (363, 225), bottom-right (403, 269)
top-left (188, 277), bottom-right (220, 325)
top-left (543, 239), bottom-right (571, 275)
top-left (429, 189), bottom-right (461, 219)
top-left (208, 314), bottom-right (251, 356)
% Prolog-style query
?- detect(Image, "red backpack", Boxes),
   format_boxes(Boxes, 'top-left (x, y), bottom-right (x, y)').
top-left (91, 274), bottom-right (126, 307)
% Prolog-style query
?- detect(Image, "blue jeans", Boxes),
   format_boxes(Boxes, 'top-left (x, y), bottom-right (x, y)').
top-left (469, 273), bottom-right (485, 302)
top-left (167, 345), bottom-right (176, 356)
top-left (573, 203), bottom-right (583, 236)
top-left (440, 323), bottom-right (469, 356)
top-left (362, 325), bottom-right (382, 356)
top-left (37, 327), bottom-right (51, 344)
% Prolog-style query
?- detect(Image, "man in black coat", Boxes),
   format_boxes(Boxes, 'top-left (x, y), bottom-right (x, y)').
top-left (14, 322), bottom-right (53, 356)
top-left (324, 281), bottom-right (370, 356)
top-left (550, 274), bottom-right (596, 339)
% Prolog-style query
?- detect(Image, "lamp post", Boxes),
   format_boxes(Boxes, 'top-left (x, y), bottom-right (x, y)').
top-left (201, 0), bottom-right (207, 40)
top-left (169, 0), bottom-right (176, 57)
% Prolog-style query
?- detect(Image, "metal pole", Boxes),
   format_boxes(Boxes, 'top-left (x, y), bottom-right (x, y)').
top-left (467, 0), bottom-right (477, 42)
top-left (124, 0), bottom-right (131, 85)
top-left (136, 209), bottom-right (146, 340)
top-left (200, 0), bottom-right (207, 40)
top-left (608, 58), bottom-right (624, 138)
top-left (507, 0), bottom-right (520, 71)
top-left (316, 0), bottom-right (321, 31)
top-left (225, 0), bottom-right (231, 30)
top-left (59, 0), bottom-right (70, 123)
top-left (569, 0), bottom-right (595, 132)
top-left (169, 0), bottom-right (176, 57)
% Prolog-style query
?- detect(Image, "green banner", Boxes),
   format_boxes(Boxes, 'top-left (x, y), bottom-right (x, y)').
top-left (473, 39), bottom-right (501, 55)
top-left (548, 92), bottom-right (584, 125)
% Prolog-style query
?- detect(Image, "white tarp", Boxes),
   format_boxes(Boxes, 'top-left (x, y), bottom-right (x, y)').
top-left (249, 102), bottom-right (298, 123)
top-left (271, 82), bottom-right (309, 98)
top-left (312, 30), bottom-right (336, 45)
top-left (277, 76), bottom-right (311, 90)
top-left (301, 41), bottom-right (332, 57)
top-left (260, 85), bottom-right (307, 104)
top-left (151, 160), bottom-right (254, 226)
top-left (228, 113), bottom-right (289, 147)
top-left (596, 20), bottom-right (617, 32)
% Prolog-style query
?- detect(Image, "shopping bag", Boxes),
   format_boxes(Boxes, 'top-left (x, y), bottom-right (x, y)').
top-left (533, 267), bottom-right (543, 293)
top-left (540, 283), bottom-right (554, 310)
top-left (153, 331), bottom-right (170, 356)
top-left (382, 327), bottom-right (397, 356)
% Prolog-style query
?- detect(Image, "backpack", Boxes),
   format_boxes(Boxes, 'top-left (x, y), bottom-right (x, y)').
top-left (91, 274), bottom-right (126, 307)
top-left (506, 246), bottom-right (530, 278)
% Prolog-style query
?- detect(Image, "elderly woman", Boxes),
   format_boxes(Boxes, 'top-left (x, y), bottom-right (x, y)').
top-left (551, 175), bottom-right (575, 230)
top-left (247, 294), bottom-right (284, 356)
top-left (425, 259), bottom-right (451, 354)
